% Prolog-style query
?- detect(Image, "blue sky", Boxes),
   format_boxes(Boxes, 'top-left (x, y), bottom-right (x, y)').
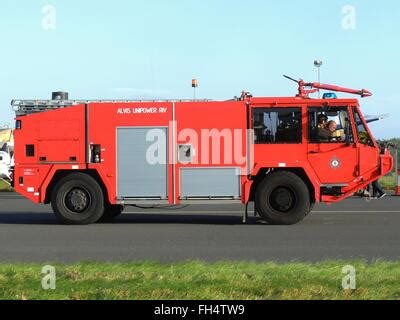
top-left (0, 0), bottom-right (399, 138)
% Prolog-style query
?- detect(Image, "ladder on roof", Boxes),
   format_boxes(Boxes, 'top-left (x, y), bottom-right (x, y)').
top-left (11, 99), bottom-right (212, 116)
top-left (12, 99), bottom-right (82, 116)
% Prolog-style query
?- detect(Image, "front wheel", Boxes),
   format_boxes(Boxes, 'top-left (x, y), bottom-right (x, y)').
top-left (99, 204), bottom-right (124, 222)
top-left (51, 173), bottom-right (105, 225)
top-left (255, 171), bottom-right (310, 225)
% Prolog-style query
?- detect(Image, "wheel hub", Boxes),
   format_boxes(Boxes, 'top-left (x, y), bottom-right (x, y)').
top-left (270, 187), bottom-right (295, 212)
top-left (65, 188), bottom-right (90, 213)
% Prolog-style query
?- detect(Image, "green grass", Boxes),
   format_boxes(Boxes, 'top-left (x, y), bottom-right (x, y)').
top-left (380, 173), bottom-right (397, 191)
top-left (0, 180), bottom-right (12, 192)
top-left (0, 261), bottom-right (399, 300)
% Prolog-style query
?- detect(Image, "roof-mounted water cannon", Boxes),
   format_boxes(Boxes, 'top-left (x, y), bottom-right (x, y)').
top-left (283, 75), bottom-right (373, 99)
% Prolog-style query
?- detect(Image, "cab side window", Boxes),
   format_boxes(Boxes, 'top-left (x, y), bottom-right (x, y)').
top-left (353, 109), bottom-right (374, 146)
top-left (308, 107), bottom-right (353, 144)
top-left (253, 108), bottom-right (302, 144)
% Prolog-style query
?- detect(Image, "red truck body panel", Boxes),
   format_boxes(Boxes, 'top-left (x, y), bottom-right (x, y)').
top-left (13, 95), bottom-right (393, 207)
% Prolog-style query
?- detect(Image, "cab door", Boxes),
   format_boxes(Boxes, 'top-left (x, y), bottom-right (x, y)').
top-left (307, 106), bottom-right (359, 184)
top-left (351, 107), bottom-right (380, 176)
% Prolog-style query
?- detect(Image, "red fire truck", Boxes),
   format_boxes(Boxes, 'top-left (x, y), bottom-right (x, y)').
top-left (11, 78), bottom-right (393, 225)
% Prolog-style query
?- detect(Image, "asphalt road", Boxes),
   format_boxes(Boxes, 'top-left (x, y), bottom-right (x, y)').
top-left (0, 193), bottom-right (399, 263)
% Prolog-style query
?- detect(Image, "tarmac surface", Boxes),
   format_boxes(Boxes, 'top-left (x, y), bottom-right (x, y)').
top-left (0, 193), bottom-right (399, 262)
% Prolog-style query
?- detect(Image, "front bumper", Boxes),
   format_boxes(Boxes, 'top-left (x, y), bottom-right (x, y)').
top-left (380, 150), bottom-right (394, 176)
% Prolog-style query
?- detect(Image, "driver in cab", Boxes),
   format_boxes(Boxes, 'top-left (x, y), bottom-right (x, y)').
top-left (318, 119), bottom-right (345, 142)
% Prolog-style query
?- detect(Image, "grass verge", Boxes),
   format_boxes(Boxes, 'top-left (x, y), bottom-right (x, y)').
top-left (0, 261), bottom-right (399, 300)
top-left (380, 173), bottom-right (397, 191)
top-left (0, 180), bottom-right (12, 192)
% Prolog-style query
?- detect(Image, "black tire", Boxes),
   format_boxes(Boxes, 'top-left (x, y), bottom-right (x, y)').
top-left (99, 204), bottom-right (124, 222)
top-left (51, 173), bottom-right (105, 225)
top-left (308, 201), bottom-right (315, 214)
top-left (255, 171), bottom-right (310, 225)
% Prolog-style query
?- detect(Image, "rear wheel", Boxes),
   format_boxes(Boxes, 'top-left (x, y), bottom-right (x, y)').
top-left (51, 173), bottom-right (105, 225)
top-left (255, 171), bottom-right (310, 225)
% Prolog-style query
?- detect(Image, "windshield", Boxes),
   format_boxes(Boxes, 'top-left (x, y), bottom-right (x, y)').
top-left (352, 108), bottom-right (375, 147)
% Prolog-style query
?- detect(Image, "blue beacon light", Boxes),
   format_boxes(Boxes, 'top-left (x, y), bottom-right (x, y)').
top-left (322, 92), bottom-right (337, 99)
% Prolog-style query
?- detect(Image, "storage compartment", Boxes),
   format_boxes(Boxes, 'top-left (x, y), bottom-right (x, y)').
top-left (117, 127), bottom-right (168, 199)
top-left (180, 167), bottom-right (240, 199)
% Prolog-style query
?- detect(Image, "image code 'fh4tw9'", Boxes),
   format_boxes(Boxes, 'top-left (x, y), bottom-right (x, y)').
top-left (10, 79), bottom-right (393, 225)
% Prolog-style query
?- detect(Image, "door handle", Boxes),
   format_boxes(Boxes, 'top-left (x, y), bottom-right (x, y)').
top-left (308, 151), bottom-right (318, 154)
